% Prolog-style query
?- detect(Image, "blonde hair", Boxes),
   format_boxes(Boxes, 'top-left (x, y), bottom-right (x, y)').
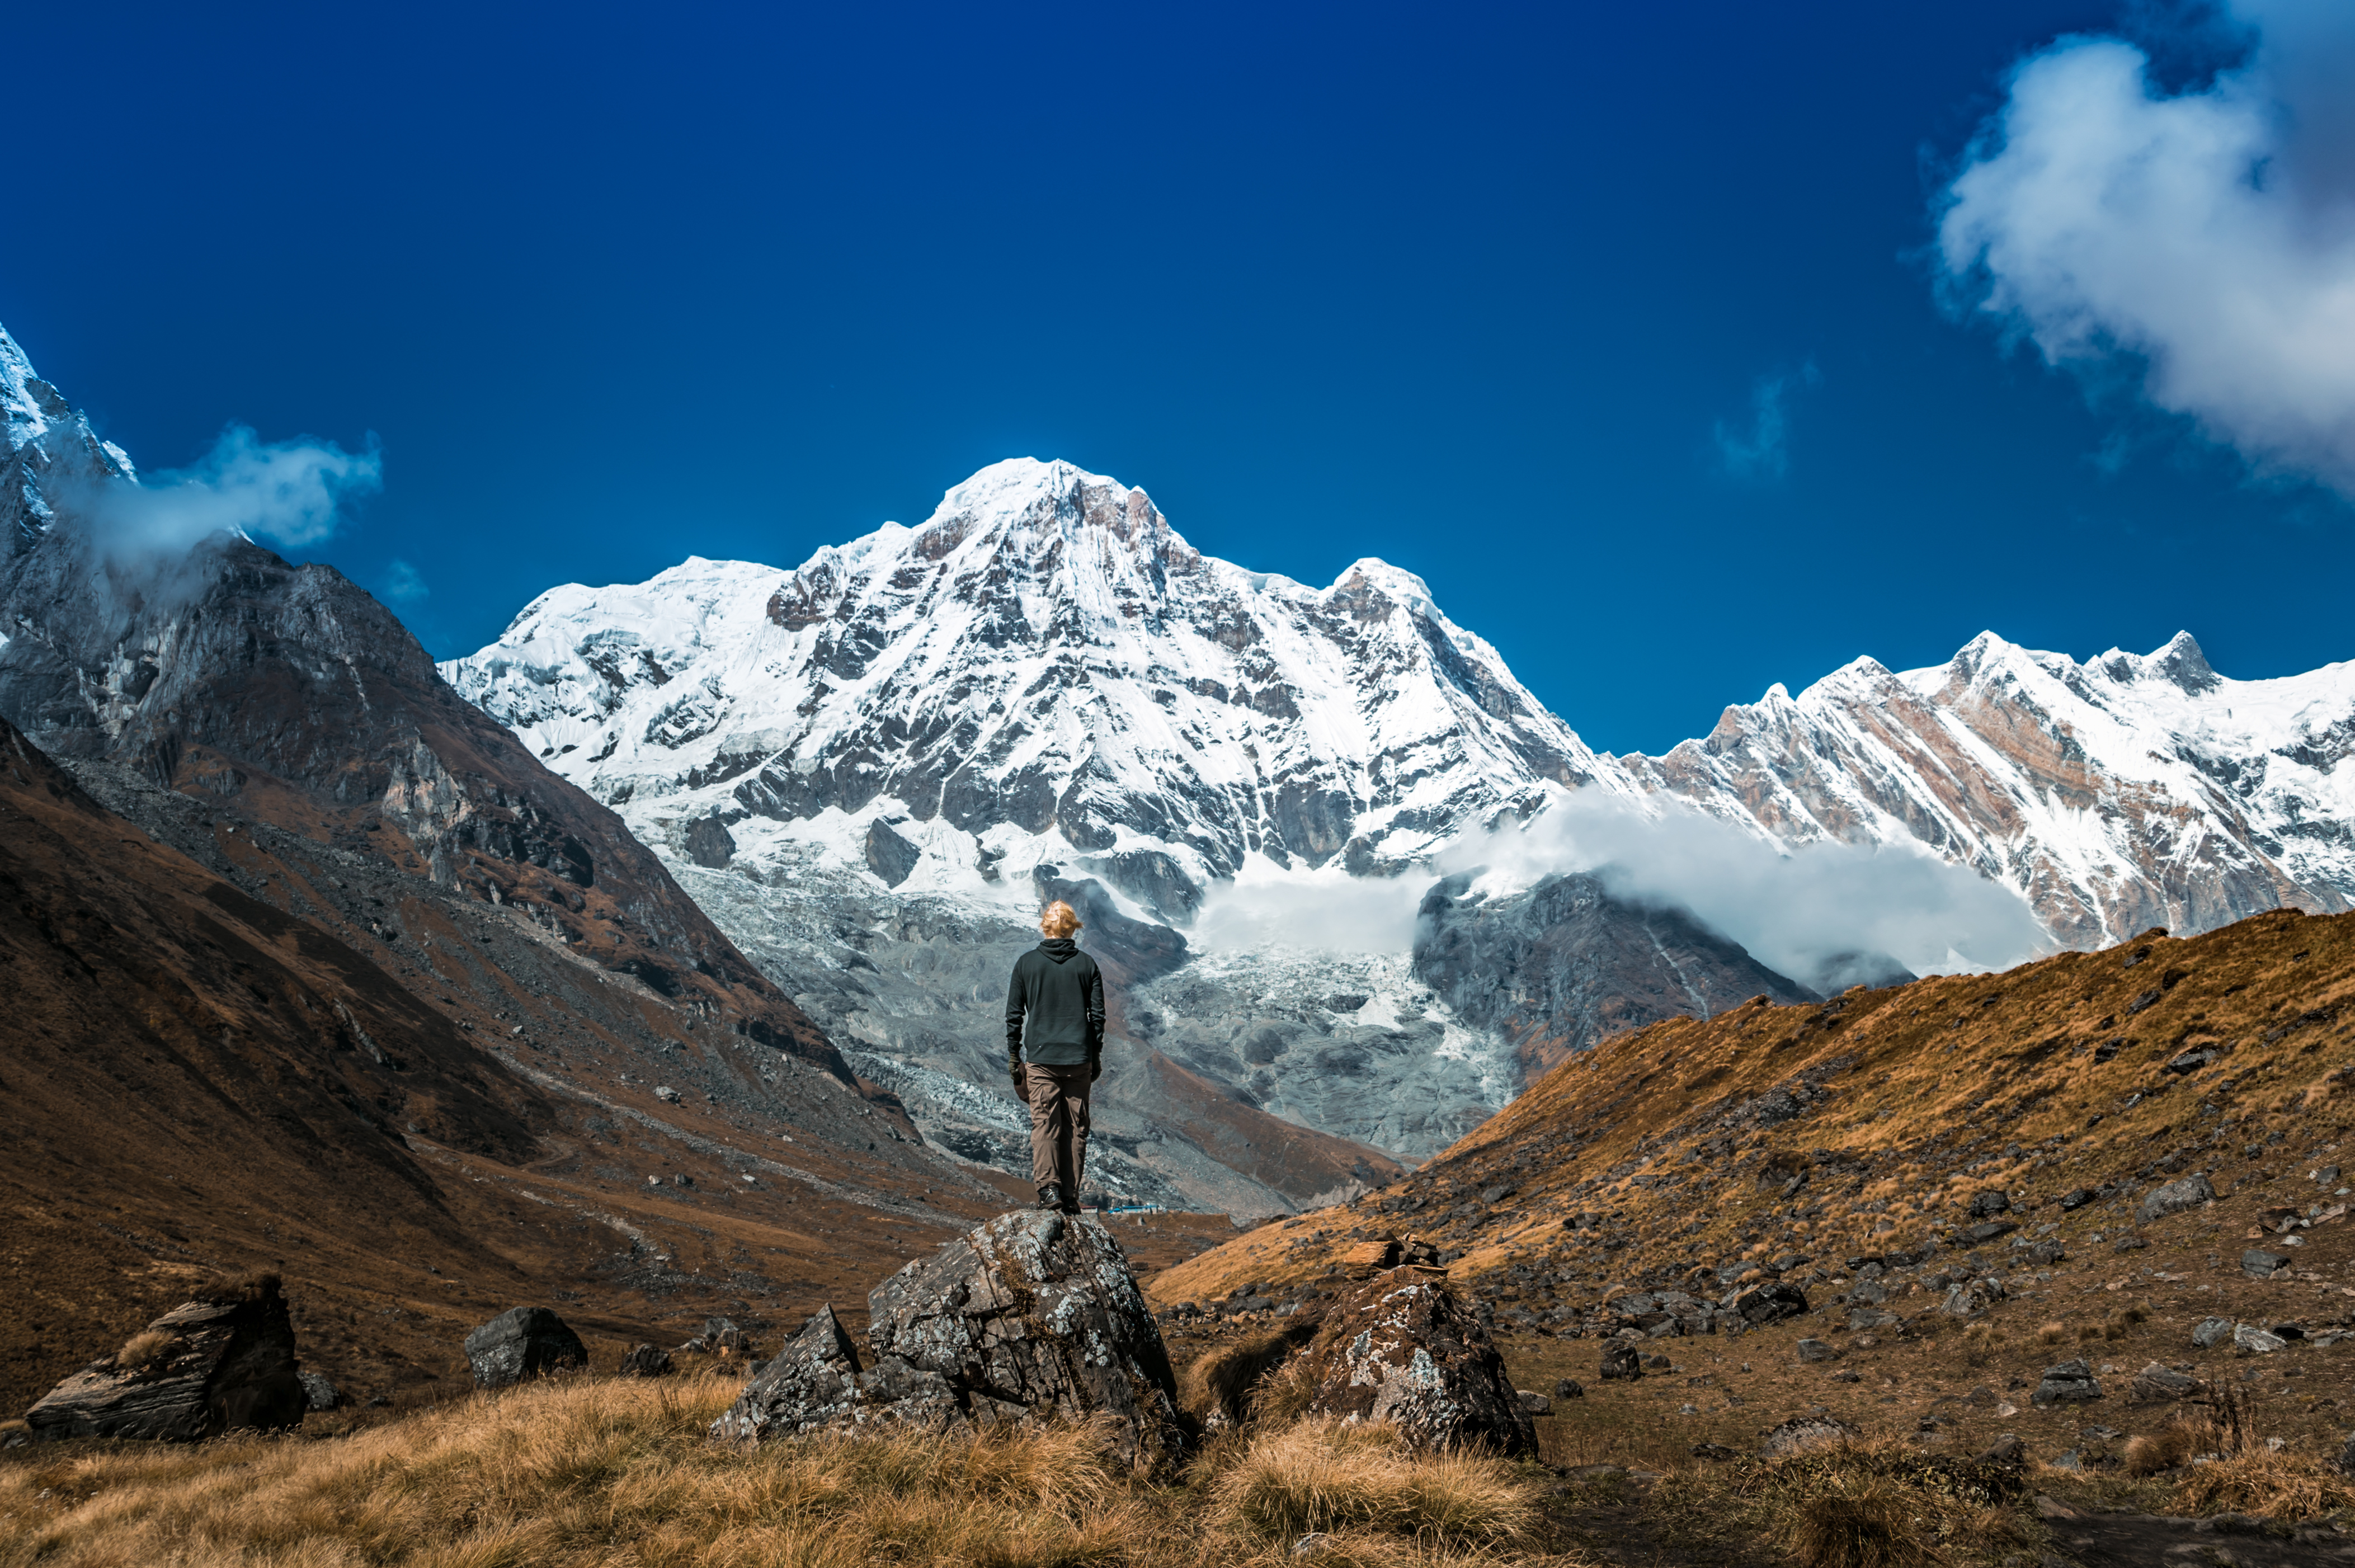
top-left (1039, 900), bottom-right (1082, 938)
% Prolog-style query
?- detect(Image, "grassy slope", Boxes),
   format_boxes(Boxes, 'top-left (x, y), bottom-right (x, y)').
top-left (1155, 908), bottom-right (2355, 1475)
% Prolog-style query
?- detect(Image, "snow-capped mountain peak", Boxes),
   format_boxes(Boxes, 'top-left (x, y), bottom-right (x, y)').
top-left (444, 457), bottom-right (1610, 920)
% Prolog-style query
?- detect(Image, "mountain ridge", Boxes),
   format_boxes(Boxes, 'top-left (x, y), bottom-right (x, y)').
top-left (446, 456), bottom-right (2355, 956)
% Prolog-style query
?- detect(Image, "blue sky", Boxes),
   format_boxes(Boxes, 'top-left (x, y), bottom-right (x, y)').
top-left (7, 0), bottom-right (2351, 755)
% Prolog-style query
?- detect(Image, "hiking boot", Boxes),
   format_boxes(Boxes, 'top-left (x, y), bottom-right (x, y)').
top-left (1034, 1183), bottom-right (1063, 1212)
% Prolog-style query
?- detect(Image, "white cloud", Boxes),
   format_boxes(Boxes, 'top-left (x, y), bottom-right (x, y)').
top-left (383, 559), bottom-right (428, 604)
top-left (87, 423), bottom-right (382, 559)
top-left (1437, 789), bottom-right (2051, 986)
top-left (1191, 785), bottom-right (2051, 987)
top-left (1936, 2), bottom-right (2355, 495)
top-left (1714, 364), bottom-right (1821, 481)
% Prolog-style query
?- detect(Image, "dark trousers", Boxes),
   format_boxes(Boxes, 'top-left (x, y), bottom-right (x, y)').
top-left (1024, 1063), bottom-right (1091, 1195)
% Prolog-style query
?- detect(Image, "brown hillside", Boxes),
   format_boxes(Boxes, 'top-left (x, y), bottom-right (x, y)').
top-left (1154, 909), bottom-right (2354, 1473)
top-left (1, 717), bottom-right (1223, 1425)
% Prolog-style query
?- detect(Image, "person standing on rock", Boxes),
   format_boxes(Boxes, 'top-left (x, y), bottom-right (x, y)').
top-left (1006, 899), bottom-right (1105, 1214)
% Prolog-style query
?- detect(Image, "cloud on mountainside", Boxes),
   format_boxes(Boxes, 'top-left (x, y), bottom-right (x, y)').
top-left (1936, 0), bottom-right (2355, 497)
top-left (1192, 787), bottom-right (2050, 986)
top-left (1714, 363), bottom-right (1821, 481)
top-left (79, 423), bottom-right (382, 561)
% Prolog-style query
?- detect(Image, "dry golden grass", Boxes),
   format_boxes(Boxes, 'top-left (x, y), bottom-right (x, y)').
top-left (1781, 1477), bottom-right (1937, 1568)
top-left (2170, 1448), bottom-right (2355, 1521)
top-left (1176, 1328), bottom-right (1299, 1429)
top-left (2035, 1321), bottom-right (2066, 1346)
top-left (113, 1329), bottom-right (179, 1369)
top-left (1205, 1419), bottom-right (1542, 1546)
top-left (2123, 1414), bottom-right (2222, 1477)
top-left (0, 1376), bottom-right (1564, 1568)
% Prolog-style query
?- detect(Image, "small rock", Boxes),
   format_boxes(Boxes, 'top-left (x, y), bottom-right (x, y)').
top-left (2031, 1358), bottom-right (2103, 1407)
top-left (2059, 1188), bottom-right (2098, 1211)
top-left (2232, 1324), bottom-right (2287, 1355)
top-left (1970, 1190), bottom-right (2012, 1218)
top-left (2193, 1316), bottom-right (2234, 1349)
top-left (2138, 1174), bottom-right (2216, 1224)
top-left (1980, 1434), bottom-right (2023, 1463)
top-left (462, 1307), bottom-right (588, 1389)
top-left (1553, 1377), bottom-right (1584, 1399)
top-left (1795, 1338), bottom-right (1840, 1363)
top-left (1728, 1281), bottom-right (1809, 1326)
top-left (1599, 1343), bottom-right (1643, 1381)
top-left (618, 1343), bottom-right (673, 1378)
top-left (2166, 1048), bottom-right (2220, 1074)
top-left (1962, 1221), bottom-right (2019, 1244)
top-left (2131, 1362), bottom-right (2201, 1402)
top-left (2241, 1249), bottom-right (2288, 1279)
top-left (298, 1371), bottom-right (341, 1412)
top-left (1516, 1388), bottom-right (1551, 1415)
top-left (654, 1086), bottom-right (682, 1104)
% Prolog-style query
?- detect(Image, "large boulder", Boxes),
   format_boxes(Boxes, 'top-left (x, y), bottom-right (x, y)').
top-left (23, 1274), bottom-right (304, 1442)
top-left (714, 1211), bottom-right (1183, 1466)
top-left (1285, 1267), bottom-right (1535, 1457)
top-left (463, 1307), bottom-right (588, 1389)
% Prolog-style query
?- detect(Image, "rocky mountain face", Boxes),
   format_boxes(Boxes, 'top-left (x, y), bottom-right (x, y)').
top-left (0, 326), bottom-right (845, 1080)
top-left (1411, 872), bottom-right (1822, 1084)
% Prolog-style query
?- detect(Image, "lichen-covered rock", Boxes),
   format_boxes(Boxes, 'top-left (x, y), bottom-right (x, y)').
top-left (712, 1306), bottom-right (865, 1440)
top-left (298, 1371), bottom-right (341, 1411)
top-left (1758, 1415), bottom-right (1859, 1457)
top-left (2192, 1316), bottom-right (2234, 1349)
top-left (1289, 1268), bottom-right (1534, 1456)
top-left (24, 1274), bottom-right (304, 1442)
top-left (713, 1211), bottom-right (1183, 1466)
top-left (463, 1306), bottom-right (588, 1389)
top-left (1599, 1341), bottom-right (1643, 1381)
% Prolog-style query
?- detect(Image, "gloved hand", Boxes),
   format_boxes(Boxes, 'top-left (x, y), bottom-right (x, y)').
top-left (1087, 1054), bottom-right (1103, 1082)
top-left (1009, 1057), bottom-right (1027, 1093)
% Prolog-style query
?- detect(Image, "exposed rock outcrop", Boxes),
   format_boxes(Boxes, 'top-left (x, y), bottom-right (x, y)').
top-left (1412, 871), bottom-right (1816, 1081)
top-left (23, 1275), bottom-right (304, 1442)
top-left (714, 1212), bottom-right (1183, 1466)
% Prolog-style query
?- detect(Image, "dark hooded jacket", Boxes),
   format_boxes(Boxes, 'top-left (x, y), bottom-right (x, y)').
top-left (1005, 939), bottom-right (1106, 1067)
